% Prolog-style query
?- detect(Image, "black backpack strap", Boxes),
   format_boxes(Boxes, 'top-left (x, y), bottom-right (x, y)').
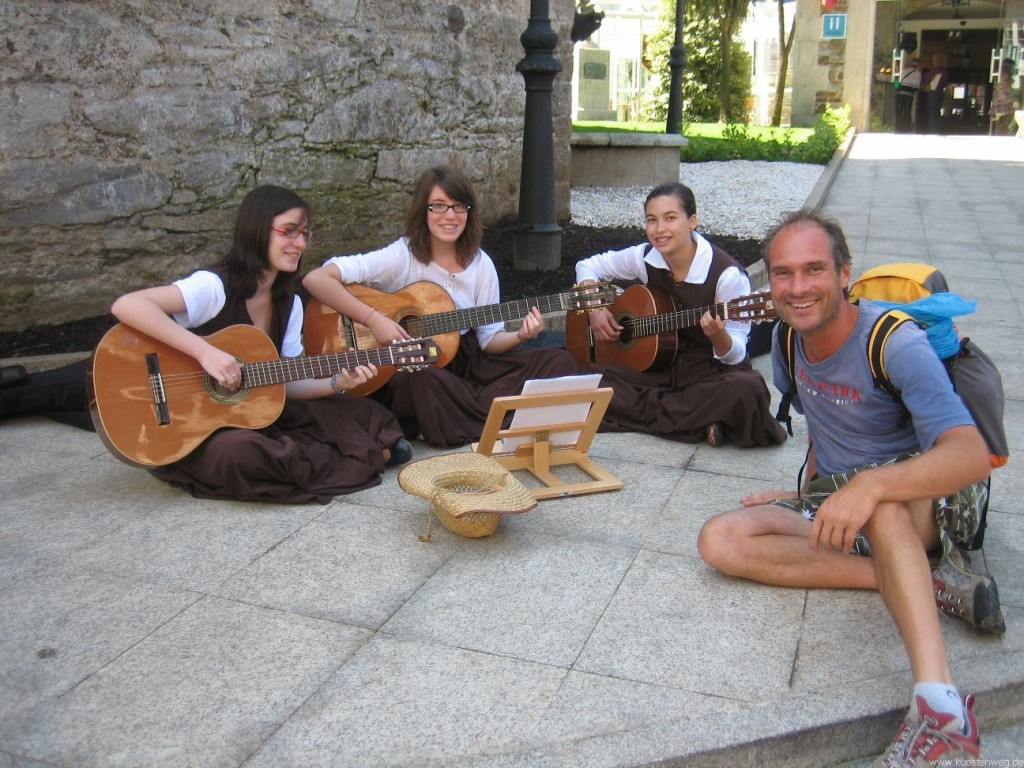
top-left (774, 320), bottom-right (797, 437)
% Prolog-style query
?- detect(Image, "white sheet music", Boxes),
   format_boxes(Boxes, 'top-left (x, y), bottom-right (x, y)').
top-left (499, 373), bottom-right (604, 453)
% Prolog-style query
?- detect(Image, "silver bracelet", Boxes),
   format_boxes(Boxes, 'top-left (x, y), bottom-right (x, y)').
top-left (330, 373), bottom-right (346, 394)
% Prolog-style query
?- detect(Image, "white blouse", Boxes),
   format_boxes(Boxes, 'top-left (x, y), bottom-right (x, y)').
top-left (322, 238), bottom-right (505, 349)
top-left (172, 270), bottom-right (304, 358)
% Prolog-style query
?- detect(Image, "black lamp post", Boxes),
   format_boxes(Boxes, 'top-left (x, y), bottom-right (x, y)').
top-left (666, 0), bottom-right (687, 134)
top-left (513, 0), bottom-right (562, 272)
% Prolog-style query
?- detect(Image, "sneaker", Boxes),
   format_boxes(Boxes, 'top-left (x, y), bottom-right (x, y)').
top-left (932, 546), bottom-right (1005, 635)
top-left (873, 694), bottom-right (980, 767)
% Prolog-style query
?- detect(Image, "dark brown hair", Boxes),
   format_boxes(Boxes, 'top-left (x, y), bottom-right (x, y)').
top-left (219, 185), bottom-right (310, 302)
top-left (403, 165), bottom-right (482, 266)
top-left (645, 181), bottom-right (697, 218)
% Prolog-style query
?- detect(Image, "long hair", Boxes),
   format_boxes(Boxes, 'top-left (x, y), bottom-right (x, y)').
top-left (762, 209), bottom-right (852, 272)
top-left (218, 185), bottom-right (310, 302)
top-left (403, 165), bottom-right (482, 266)
top-left (645, 182), bottom-right (697, 218)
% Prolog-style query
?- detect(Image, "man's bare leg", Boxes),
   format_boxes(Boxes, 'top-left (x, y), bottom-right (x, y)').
top-left (698, 504), bottom-right (877, 589)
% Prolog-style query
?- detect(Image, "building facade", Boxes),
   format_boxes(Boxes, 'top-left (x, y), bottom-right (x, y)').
top-left (790, 0), bottom-right (1024, 132)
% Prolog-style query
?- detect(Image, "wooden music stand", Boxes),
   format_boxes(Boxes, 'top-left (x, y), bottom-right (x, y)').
top-left (473, 387), bottom-right (622, 500)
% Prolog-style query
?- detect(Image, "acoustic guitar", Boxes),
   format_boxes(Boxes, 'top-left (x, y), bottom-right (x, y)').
top-left (303, 280), bottom-right (616, 396)
top-left (87, 323), bottom-right (439, 468)
top-left (565, 285), bottom-right (776, 371)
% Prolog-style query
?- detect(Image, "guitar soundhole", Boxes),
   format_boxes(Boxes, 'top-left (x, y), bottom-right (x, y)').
top-left (400, 314), bottom-right (422, 336)
top-left (204, 375), bottom-right (249, 404)
top-left (617, 315), bottom-right (636, 347)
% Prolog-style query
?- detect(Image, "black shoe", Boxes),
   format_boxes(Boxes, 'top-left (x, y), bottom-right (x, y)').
top-left (387, 438), bottom-right (413, 467)
top-left (0, 365), bottom-right (27, 387)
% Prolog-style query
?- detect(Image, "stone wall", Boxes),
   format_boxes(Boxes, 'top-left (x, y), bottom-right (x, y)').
top-left (0, 0), bottom-right (575, 332)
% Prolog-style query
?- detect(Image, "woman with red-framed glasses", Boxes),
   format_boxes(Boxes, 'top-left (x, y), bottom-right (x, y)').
top-left (109, 184), bottom-right (412, 502)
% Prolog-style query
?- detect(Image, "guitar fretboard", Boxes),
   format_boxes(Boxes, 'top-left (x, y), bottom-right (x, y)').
top-left (627, 295), bottom-right (772, 339)
top-left (241, 346), bottom-right (411, 387)
top-left (402, 293), bottom-right (571, 337)
top-left (628, 302), bottom-right (726, 339)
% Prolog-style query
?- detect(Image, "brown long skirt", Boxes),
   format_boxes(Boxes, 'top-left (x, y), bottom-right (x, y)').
top-left (382, 333), bottom-right (580, 447)
top-left (150, 394), bottom-right (404, 504)
top-left (588, 347), bottom-right (787, 448)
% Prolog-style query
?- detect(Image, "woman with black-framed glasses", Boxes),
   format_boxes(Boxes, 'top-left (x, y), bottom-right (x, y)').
top-left (303, 165), bottom-right (579, 447)
top-left (109, 184), bottom-right (411, 503)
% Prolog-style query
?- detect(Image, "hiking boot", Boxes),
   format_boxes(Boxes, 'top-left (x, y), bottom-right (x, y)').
top-left (873, 694), bottom-right (980, 767)
top-left (932, 546), bottom-right (1005, 635)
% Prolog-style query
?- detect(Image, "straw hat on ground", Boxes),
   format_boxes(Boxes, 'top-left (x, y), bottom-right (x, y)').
top-left (398, 452), bottom-right (537, 539)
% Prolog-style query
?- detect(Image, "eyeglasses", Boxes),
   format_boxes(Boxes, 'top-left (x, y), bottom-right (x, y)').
top-left (427, 203), bottom-right (471, 215)
top-left (270, 225), bottom-right (313, 241)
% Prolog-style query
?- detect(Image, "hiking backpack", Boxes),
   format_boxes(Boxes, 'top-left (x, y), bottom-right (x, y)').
top-left (774, 262), bottom-right (1008, 550)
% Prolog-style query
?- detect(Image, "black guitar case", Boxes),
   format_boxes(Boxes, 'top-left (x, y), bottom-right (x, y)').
top-left (0, 360), bottom-right (94, 431)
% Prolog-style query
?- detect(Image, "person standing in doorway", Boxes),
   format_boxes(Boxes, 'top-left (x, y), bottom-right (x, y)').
top-left (895, 55), bottom-right (922, 134)
top-left (925, 52), bottom-right (949, 134)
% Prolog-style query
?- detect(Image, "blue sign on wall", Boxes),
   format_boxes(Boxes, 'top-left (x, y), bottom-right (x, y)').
top-left (822, 13), bottom-right (847, 40)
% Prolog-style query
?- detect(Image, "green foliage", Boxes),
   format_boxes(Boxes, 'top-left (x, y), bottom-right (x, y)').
top-left (638, 0), bottom-right (752, 124)
top-left (669, 106), bottom-right (848, 164)
top-left (790, 105), bottom-right (851, 164)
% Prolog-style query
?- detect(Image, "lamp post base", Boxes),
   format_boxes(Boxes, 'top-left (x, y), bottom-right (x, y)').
top-left (513, 224), bottom-right (562, 272)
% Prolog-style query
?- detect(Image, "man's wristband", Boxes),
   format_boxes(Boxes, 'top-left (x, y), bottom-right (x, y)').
top-left (330, 373), bottom-right (346, 394)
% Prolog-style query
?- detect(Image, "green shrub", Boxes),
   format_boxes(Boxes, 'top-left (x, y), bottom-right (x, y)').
top-left (679, 120), bottom-right (818, 164)
top-left (791, 105), bottom-right (851, 164)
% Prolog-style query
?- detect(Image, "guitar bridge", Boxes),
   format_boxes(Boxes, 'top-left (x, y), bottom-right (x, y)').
top-left (146, 353), bottom-right (170, 426)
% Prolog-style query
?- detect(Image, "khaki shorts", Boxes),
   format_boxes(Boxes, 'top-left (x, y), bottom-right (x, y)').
top-left (771, 455), bottom-right (986, 559)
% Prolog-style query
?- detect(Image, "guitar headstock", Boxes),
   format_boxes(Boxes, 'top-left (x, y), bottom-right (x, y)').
top-left (568, 281), bottom-right (617, 311)
top-left (726, 291), bottom-right (776, 324)
top-left (391, 338), bottom-right (441, 372)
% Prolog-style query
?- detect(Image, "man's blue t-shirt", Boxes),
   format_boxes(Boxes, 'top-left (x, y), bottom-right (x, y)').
top-left (772, 300), bottom-right (974, 477)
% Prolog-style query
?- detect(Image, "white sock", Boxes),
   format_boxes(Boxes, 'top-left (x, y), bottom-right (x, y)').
top-left (914, 682), bottom-right (965, 725)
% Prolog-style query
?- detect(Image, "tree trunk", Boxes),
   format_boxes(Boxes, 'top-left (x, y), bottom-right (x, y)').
top-left (719, 25), bottom-right (732, 121)
top-left (770, 0), bottom-right (795, 127)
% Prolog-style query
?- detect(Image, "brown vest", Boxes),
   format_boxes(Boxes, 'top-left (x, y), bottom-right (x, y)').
top-left (191, 265), bottom-right (293, 353)
top-left (644, 244), bottom-right (745, 357)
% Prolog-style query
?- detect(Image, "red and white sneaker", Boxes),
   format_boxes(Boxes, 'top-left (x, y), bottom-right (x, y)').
top-left (873, 694), bottom-right (980, 767)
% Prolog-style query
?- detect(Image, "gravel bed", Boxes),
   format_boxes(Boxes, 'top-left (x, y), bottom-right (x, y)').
top-left (570, 160), bottom-right (824, 239)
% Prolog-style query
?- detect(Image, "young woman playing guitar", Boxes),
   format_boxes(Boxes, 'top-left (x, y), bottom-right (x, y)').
top-left (107, 185), bottom-right (412, 502)
top-left (572, 182), bottom-right (787, 449)
top-left (302, 165), bottom-right (581, 447)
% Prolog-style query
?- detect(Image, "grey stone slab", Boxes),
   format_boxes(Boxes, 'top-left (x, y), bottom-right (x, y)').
top-left (382, 534), bottom-right (635, 667)
top-left (792, 587), bottom-right (1016, 696)
top-left (0, 459), bottom-right (174, 590)
top-left (0, 749), bottom-right (53, 768)
top-left (649, 469), bottom-right (780, 558)
top-left (527, 669), bottom-right (743, 746)
top-left (586, 429), bottom-right (697, 469)
top-left (686, 422), bottom-right (808, 486)
top-left (0, 560), bottom-right (199, 720)
top-left (214, 503), bottom-right (460, 629)
top-left (0, 415), bottom-right (105, 460)
top-left (1, 597), bottom-right (370, 767)
top-left (57, 496), bottom-right (323, 593)
top-left (576, 549), bottom-right (804, 701)
top-left (245, 633), bottom-right (567, 768)
top-left (341, 439), bottom-right (456, 511)
top-left (501, 456), bottom-right (682, 548)
top-left (983, 508), bottom-right (1024, 610)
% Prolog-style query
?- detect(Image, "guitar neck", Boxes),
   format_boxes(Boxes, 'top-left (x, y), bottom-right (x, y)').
top-left (629, 302), bottom-right (725, 338)
top-left (242, 347), bottom-right (405, 387)
top-left (406, 293), bottom-right (572, 336)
